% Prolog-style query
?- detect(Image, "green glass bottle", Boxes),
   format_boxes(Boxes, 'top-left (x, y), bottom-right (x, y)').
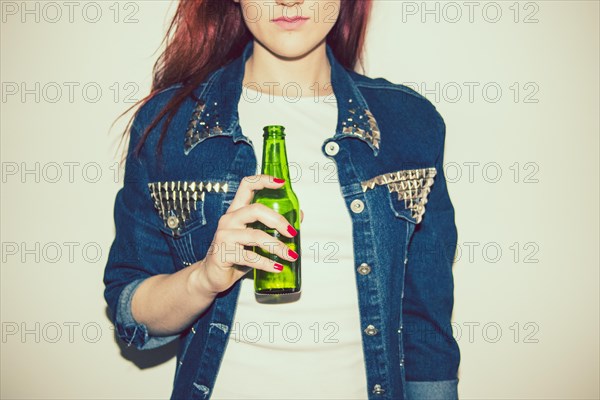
top-left (251, 125), bottom-right (301, 295)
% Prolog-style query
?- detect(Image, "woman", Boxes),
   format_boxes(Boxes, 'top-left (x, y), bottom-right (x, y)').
top-left (103, 0), bottom-right (461, 399)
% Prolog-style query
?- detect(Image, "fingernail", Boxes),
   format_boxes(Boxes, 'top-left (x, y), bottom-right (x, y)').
top-left (273, 262), bottom-right (284, 271)
top-left (287, 225), bottom-right (297, 236)
top-left (288, 249), bottom-right (298, 260)
top-left (273, 177), bottom-right (285, 183)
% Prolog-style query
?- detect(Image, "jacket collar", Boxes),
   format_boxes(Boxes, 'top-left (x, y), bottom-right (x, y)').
top-left (184, 40), bottom-right (381, 156)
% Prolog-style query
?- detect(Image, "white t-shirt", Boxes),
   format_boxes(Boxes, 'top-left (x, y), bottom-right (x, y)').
top-left (210, 86), bottom-right (368, 399)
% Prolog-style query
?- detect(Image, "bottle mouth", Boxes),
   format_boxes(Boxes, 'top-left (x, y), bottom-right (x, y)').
top-left (263, 125), bottom-right (286, 137)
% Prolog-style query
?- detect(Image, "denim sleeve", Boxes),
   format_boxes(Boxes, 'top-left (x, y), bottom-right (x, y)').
top-left (402, 111), bottom-right (461, 393)
top-left (103, 120), bottom-right (180, 350)
top-left (405, 379), bottom-right (459, 400)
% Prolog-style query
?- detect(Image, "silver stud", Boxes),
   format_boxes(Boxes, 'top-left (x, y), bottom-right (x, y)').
top-left (372, 384), bottom-right (385, 395)
top-left (167, 215), bottom-right (180, 229)
top-left (357, 263), bottom-right (371, 275)
top-left (364, 324), bottom-right (378, 336)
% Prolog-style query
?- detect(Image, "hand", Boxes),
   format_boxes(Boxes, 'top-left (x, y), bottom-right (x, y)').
top-left (196, 174), bottom-right (300, 295)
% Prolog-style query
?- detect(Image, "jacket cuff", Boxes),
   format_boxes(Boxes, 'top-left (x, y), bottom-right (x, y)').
top-left (405, 379), bottom-right (459, 400)
top-left (115, 278), bottom-right (180, 350)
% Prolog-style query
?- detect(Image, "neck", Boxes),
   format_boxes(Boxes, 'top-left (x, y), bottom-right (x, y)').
top-left (242, 40), bottom-right (333, 98)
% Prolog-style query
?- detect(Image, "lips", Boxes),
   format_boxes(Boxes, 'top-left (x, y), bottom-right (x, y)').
top-left (272, 16), bottom-right (309, 23)
top-left (272, 15), bottom-right (309, 30)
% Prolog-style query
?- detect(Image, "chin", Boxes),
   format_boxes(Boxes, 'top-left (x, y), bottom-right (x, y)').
top-left (261, 37), bottom-right (324, 60)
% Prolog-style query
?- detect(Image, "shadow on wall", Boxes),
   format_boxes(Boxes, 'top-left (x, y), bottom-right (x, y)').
top-left (105, 307), bottom-right (179, 369)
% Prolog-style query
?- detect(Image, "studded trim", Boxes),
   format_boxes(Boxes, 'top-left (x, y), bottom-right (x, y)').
top-left (183, 96), bottom-right (382, 155)
top-left (184, 99), bottom-right (223, 155)
top-left (341, 99), bottom-right (381, 151)
top-left (361, 167), bottom-right (436, 224)
top-left (148, 180), bottom-right (228, 235)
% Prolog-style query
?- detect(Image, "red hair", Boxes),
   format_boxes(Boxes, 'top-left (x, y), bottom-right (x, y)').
top-left (115, 0), bottom-right (373, 163)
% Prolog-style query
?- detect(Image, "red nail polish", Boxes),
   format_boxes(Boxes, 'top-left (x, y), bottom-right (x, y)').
top-left (273, 263), bottom-right (284, 271)
top-left (273, 177), bottom-right (285, 183)
top-left (288, 249), bottom-right (298, 260)
top-left (287, 225), bottom-right (297, 236)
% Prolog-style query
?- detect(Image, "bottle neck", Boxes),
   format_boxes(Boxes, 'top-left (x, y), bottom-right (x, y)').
top-left (261, 134), bottom-right (291, 183)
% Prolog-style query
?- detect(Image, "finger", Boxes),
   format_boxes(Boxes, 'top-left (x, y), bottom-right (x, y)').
top-left (215, 228), bottom-right (297, 262)
top-left (238, 249), bottom-right (285, 273)
top-left (243, 228), bottom-right (298, 261)
top-left (220, 203), bottom-right (297, 238)
top-left (300, 209), bottom-right (304, 223)
top-left (226, 174), bottom-right (285, 214)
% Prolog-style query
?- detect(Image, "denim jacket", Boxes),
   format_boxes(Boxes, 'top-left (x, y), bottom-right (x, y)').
top-left (103, 40), bottom-right (460, 400)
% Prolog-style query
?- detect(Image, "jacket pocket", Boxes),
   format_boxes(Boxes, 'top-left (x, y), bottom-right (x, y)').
top-left (159, 226), bottom-right (204, 270)
top-left (362, 167), bottom-right (437, 289)
top-left (362, 167), bottom-right (437, 225)
top-left (148, 181), bottom-right (225, 269)
top-left (386, 189), bottom-right (417, 260)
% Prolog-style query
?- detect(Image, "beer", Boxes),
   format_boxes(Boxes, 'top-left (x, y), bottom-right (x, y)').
top-left (251, 125), bottom-right (301, 295)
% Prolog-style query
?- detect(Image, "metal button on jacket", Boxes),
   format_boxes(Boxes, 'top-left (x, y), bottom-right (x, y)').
top-left (167, 215), bottom-right (180, 229)
top-left (357, 262), bottom-right (371, 275)
top-left (364, 324), bottom-right (378, 336)
top-left (372, 384), bottom-right (386, 395)
top-left (325, 141), bottom-right (339, 156)
top-left (350, 199), bottom-right (364, 213)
